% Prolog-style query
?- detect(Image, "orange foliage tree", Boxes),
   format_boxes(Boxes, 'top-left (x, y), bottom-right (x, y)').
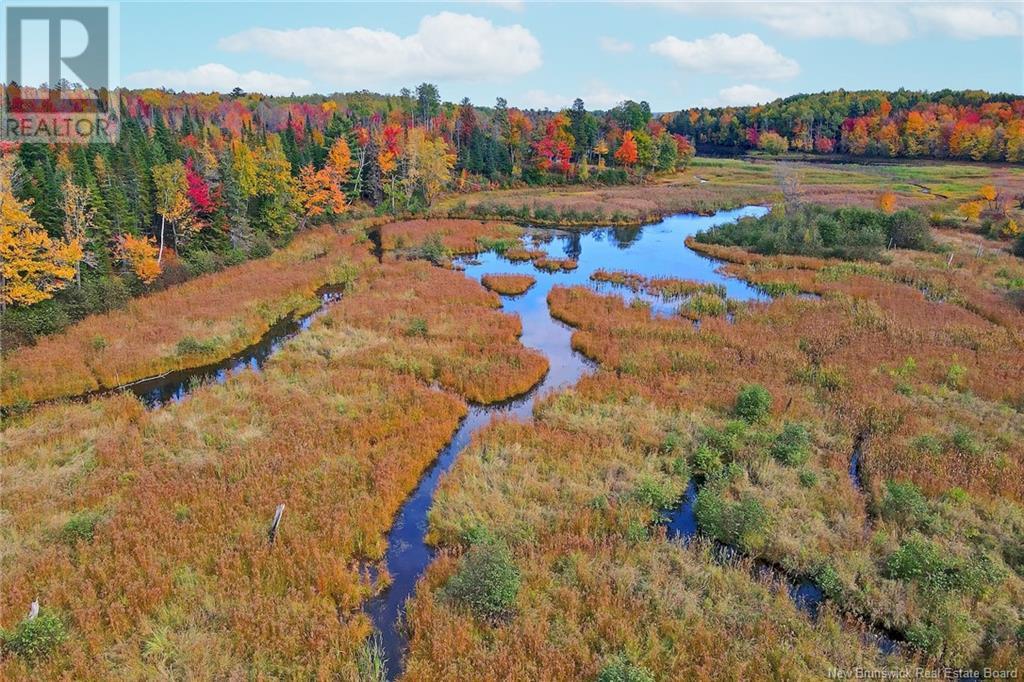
top-left (878, 192), bottom-right (897, 214)
top-left (117, 234), bottom-right (162, 284)
top-left (615, 130), bottom-right (638, 167)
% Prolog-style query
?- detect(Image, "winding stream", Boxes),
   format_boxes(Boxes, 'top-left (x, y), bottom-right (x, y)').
top-left (108, 286), bottom-right (347, 408)
top-left (366, 206), bottom-right (771, 678)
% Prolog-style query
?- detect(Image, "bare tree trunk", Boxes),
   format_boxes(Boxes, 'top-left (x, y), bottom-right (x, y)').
top-left (158, 215), bottom-right (166, 263)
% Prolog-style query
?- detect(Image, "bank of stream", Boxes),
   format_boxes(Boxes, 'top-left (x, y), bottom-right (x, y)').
top-left (365, 206), bottom-right (798, 678)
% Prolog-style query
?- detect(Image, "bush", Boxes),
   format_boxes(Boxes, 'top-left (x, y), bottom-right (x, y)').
top-left (887, 209), bottom-right (934, 250)
top-left (631, 477), bottom-right (676, 510)
top-left (176, 336), bottom-right (219, 356)
top-left (443, 541), bottom-right (521, 621)
top-left (695, 204), bottom-right (933, 261)
top-left (58, 510), bottom-right (103, 545)
top-left (886, 534), bottom-right (1004, 595)
top-left (0, 610), bottom-right (67, 661)
top-left (735, 384), bottom-right (772, 423)
top-left (596, 656), bottom-right (655, 682)
top-left (798, 469), bottom-right (818, 488)
top-left (701, 421), bottom-right (747, 459)
top-left (418, 233), bottom-right (450, 264)
top-left (406, 317), bottom-right (429, 337)
top-left (692, 444), bottom-right (724, 477)
top-left (681, 292), bottom-right (727, 317)
top-left (816, 564), bottom-right (843, 601)
top-left (770, 423), bottom-right (811, 466)
top-left (695, 489), bottom-right (770, 552)
top-left (880, 480), bottom-right (929, 528)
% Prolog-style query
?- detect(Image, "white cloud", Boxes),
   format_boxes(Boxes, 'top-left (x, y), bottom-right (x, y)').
top-left (911, 4), bottom-right (1022, 39)
top-left (715, 84), bottom-right (781, 107)
top-left (519, 81), bottom-right (630, 110)
top-left (123, 63), bottom-right (312, 95)
top-left (648, 2), bottom-right (1022, 43)
top-left (218, 12), bottom-right (542, 85)
top-left (599, 36), bottom-right (634, 53)
top-left (650, 33), bottom-right (799, 79)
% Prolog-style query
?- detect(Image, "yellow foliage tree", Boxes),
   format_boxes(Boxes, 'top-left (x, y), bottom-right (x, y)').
top-left (979, 184), bottom-right (997, 202)
top-left (957, 201), bottom-right (983, 222)
top-left (61, 179), bottom-right (94, 287)
top-left (117, 234), bottom-right (162, 283)
top-left (0, 158), bottom-right (81, 308)
top-left (297, 164), bottom-right (345, 227)
top-left (152, 160), bottom-right (190, 263)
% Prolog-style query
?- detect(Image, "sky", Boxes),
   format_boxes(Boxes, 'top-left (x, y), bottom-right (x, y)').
top-left (50, 1), bottom-right (1024, 110)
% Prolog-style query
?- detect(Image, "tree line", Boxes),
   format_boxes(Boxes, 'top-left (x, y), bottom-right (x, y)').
top-left (1, 84), bottom-right (695, 343)
top-left (667, 89), bottom-right (1024, 161)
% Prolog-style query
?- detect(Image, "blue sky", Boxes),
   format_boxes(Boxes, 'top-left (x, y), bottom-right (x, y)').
top-left (112, 1), bottom-right (1024, 110)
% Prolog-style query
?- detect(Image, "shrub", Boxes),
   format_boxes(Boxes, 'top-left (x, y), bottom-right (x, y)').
top-left (695, 489), bottom-right (770, 552)
top-left (735, 384), bottom-right (773, 423)
top-left (0, 610), bottom-right (67, 661)
top-left (816, 564), bottom-right (843, 601)
top-left (692, 445), bottom-right (723, 477)
top-left (887, 209), bottom-right (934, 250)
top-left (950, 428), bottom-right (981, 456)
top-left (596, 655), bottom-right (656, 682)
top-left (701, 420), bottom-right (747, 458)
top-left (681, 292), bottom-right (727, 317)
top-left (176, 336), bottom-right (219, 357)
top-left (406, 317), bottom-right (429, 337)
top-left (631, 477), bottom-right (676, 510)
top-left (693, 204), bottom-right (933, 261)
top-left (418, 233), bottom-right (450, 264)
top-left (58, 510), bottom-right (104, 545)
top-left (886, 534), bottom-right (1004, 595)
top-left (905, 621), bottom-right (944, 657)
top-left (771, 422), bottom-right (811, 466)
top-left (944, 362), bottom-right (967, 391)
top-left (443, 541), bottom-right (521, 621)
top-left (880, 480), bottom-right (929, 528)
top-left (798, 469), bottom-right (818, 488)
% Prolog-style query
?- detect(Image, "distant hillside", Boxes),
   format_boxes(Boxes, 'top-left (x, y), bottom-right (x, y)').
top-left (665, 89), bottom-right (1024, 162)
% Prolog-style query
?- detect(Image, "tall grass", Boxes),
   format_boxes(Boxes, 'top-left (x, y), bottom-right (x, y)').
top-left (1, 226), bottom-right (374, 407)
top-left (0, 257), bottom-right (547, 679)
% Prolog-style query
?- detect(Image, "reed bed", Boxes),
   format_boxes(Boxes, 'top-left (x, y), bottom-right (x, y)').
top-left (0, 257), bottom-right (548, 679)
top-left (1, 227), bottom-right (374, 407)
top-left (378, 219), bottom-right (521, 255)
top-left (480, 274), bottom-right (536, 296)
top-left (404, 239), bottom-right (1023, 674)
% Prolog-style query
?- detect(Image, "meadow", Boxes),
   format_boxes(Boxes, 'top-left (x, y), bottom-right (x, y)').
top-left (399, 213), bottom-right (1023, 675)
top-left (0, 226), bottom-right (376, 408)
top-left (434, 158), bottom-right (1024, 228)
top-left (0, 254), bottom-right (547, 679)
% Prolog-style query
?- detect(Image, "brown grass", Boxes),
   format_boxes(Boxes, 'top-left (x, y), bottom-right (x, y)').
top-left (1, 227), bottom-right (374, 407)
top-left (378, 219), bottom-right (521, 255)
top-left (480, 274), bottom-right (536, 296)
top-left (0, 256), bottom-right (547, 679)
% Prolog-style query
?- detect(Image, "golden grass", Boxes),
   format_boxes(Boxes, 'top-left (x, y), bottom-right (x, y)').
top-left (1, 226), bottom-right (375, 407)
top-left (480, 274), bottom-right (536, 296)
